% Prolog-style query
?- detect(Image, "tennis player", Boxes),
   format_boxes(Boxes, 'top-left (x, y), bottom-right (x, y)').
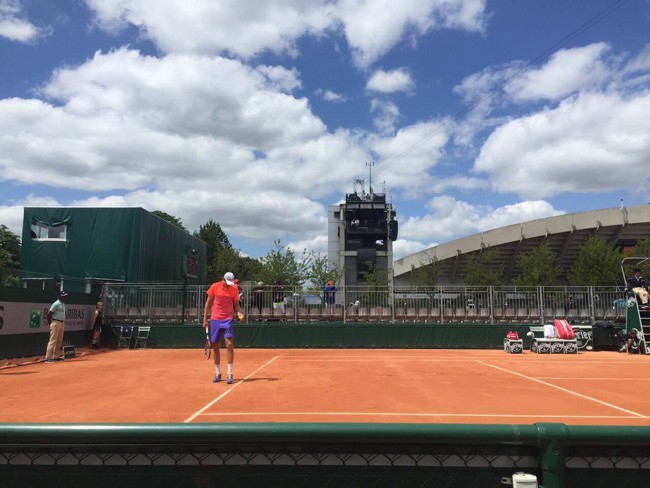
top-left (203, 272), bottom-right (244, 384)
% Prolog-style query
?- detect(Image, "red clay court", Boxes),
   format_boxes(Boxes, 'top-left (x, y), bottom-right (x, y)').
top-left (2, 348), bottom-right (649, 426)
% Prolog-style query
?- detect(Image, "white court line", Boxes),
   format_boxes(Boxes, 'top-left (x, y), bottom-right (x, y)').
top-left (184, 355), bottom-right (279, 423)
top-left (198, 412), bottom-right (645, 419)
top-left (477, 360), bottom-right (645, 418)
top-left (537, 377), bottom-right (650, 381)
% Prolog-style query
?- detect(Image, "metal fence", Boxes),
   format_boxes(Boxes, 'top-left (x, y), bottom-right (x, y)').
top-left (103, 283), bottom-right (628, 326)
top-left (1, 423), bottom-right (650, 488)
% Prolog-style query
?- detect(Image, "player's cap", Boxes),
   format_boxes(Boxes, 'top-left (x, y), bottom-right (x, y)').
top-left (224, 272), bottom-right (235, 285)
top-left (58, 291), bottom-right (68, 297)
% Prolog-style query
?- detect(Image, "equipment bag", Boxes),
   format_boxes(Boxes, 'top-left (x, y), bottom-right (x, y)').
top-left (554, 319), bottom-right (575, 340)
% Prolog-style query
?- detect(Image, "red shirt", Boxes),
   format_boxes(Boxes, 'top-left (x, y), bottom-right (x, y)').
top-left (207, 281), bottom-right (239, 320)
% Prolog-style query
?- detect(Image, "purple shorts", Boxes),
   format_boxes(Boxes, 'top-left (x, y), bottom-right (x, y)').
top-left (209, 318), bottom-right (234, 344)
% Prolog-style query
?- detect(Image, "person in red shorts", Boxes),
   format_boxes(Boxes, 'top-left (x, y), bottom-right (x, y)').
top-left (203, 272), bottom-right (244, 384)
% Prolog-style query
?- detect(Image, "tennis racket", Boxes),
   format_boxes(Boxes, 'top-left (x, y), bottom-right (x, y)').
top-left (204, 330), bottom-right (211, 360)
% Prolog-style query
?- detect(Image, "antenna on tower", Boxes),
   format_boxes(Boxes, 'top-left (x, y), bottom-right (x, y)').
top-left (366, 161), bottom-right (374, 194)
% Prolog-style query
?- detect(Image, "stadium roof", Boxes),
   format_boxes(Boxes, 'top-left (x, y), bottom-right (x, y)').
top-left (393, 204), bottom-right (650, 286)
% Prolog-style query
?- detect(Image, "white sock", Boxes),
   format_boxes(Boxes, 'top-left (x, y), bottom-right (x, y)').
top-left (215, 365), bottom-right (221, 375)
top-left (228, 364), bottom-right (233, 376)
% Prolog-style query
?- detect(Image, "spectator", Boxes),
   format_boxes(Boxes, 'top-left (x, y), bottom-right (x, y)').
top-left (45, 291), bottom-right (67, 363)
top-left (272, 281), bottom-right (285, 315)
top-left (612, 297), bottom-right (627, 315)
top-left (322, 280), bottom-right (337, 313)
top-left (251, 281), bottom-right (265, 315)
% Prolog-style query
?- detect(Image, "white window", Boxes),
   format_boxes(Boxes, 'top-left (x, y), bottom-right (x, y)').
top-left (31, 220), bottom-right (67, 241)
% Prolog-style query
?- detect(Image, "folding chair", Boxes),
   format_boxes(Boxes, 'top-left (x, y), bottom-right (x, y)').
top-left (134, 326), bottom-right (151, 349)
top-left (117, 326), bottom-right (133, 349)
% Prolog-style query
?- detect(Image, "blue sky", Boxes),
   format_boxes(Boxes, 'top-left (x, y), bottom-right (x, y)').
top-left (1, 0), bottom-right (649, 261)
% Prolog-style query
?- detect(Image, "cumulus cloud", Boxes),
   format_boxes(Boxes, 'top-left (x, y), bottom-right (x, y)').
top-left (474, 91), bottom-right (650, 198)
top-left (399, 196), bottom-right (563, 242)
top-left (0, 0), bottom-right (42, 42)
top-left (369, 119), bottom-right (450, 192)
top-left (505, 43), bottom-right (611, 102)
top-left (315, 88), bottom-right (347, 103)
top-left (367, 68), bottom-right (414, 93)
top-left (338, 0), bottom-right (487, 67)
top-left (84, 0), bottom-right (488, 67)
top-left (370, 98), bottom-right (401, 134)
top-left (393, 239), bottom-right (431, 261)
top-left (0, 44), bottom-right (472, 254)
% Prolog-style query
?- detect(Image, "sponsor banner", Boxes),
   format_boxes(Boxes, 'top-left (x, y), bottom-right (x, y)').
top-left (0, 301), bottom-right (93, 335)
top-left (573, 326), bottom-right (593, 351)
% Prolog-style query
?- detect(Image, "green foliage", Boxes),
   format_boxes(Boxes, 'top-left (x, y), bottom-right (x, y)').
top-left (152, 210), bottom-right (188, 232)
top-left (628, 236), bottom-right (650, 278)
top-left (0, 224), bottom-right (21, 287)
top-left (512, 243), bottom-right (561, 286)
top-left (630, 236), bottom-right (650, 258)
top-left (567, 236), bottom-right (622, 286)
top-left (363, 260), bottom-right (388, 288)
top-left (195, 220), bottom-right (235, 283)
top-left (411, 255), bottom-right (442, 287)
top-left (257, 240), bottom-right (313, 286)
top-left (463, 248), bottom-right (505, 286)
top-left (306, 254), bottom-right (344, 288)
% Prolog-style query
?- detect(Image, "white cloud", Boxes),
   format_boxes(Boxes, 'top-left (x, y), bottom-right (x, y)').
top-left (315, 88), bottom-right (347, 103)
top-left (393, 239), bottom-right (430, 261)
top-left (475, 91), bottom-right (650, 198)
top-left (84, 0), bottom-right (488, 66)
top-left (0, 0), bottom-right (42, 42)
top-left (369, 119), bottom-right (450, 191)
top-left (0, 195), bottom-right (62, 237)
top-left (505, 43), bottom-right (611, 102)
top-left (370, 98), bottom-right (401, 134)
top-left (338, 0), bottom-right (487, 67)
top-left (399, 196), bottom-right (563, 242)
top-left (367, 68), bottom-right (414, 93)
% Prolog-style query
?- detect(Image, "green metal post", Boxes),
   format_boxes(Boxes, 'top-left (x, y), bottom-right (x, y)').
top-left (536, 423), bottom-right (569, 488)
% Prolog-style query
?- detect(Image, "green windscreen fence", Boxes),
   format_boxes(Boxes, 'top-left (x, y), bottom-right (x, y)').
top-left (1, 423), bottom-right (650, 488)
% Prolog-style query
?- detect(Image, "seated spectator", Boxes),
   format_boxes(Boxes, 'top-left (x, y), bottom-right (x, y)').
top-left (251, 281), bottom-right (265, 315)
top-left (626, 268), bottom-right (649, 309)
top-left (620, 328), bottom-right (642, 354)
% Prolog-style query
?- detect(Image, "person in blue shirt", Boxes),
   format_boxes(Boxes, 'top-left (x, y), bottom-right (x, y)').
top-left (322, 280), bottom-right (337, 313)
top-left (45, 291), bottom-right (67, 363)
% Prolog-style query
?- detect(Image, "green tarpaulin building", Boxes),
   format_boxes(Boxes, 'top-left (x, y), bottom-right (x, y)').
top-left (20, 207), bottom-right (206, 294)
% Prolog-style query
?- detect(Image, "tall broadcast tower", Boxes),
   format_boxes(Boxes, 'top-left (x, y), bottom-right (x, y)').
top-left (327, 167), bottom-right (398, 287)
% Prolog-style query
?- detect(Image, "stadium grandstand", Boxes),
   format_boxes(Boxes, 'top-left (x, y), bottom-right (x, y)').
top-left (394, 204), bottom-right (650, 286)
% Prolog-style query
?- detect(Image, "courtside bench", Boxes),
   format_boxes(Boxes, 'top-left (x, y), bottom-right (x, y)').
top-left (503, 338), bottom-right (523, 354)
top-left (528, 325), bottom-right (578, 354)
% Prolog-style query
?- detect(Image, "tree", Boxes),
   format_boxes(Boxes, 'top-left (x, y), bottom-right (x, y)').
top-left (363, 260), bottom-right (388, 288)
top-left (410, 255), bottom-right (442, 287)
top-left (257, 240), bottom-right (313, 286)
top-left (306, 254), bottom-right (344, 289)
top-left (152, 210), bottom-right (188, 232)
top-left (628, 236), bottom-right (650, 279)
top-left (195, 220), bottom-right (233, 283)
top-left (512, 243), bottom-right (561, 286)
top-left (567, 236), bottom-right (622, 286)
top-left (463, 248), bottom-right (505, 286)
top-left (0, 224), bottom-right (21, 287)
